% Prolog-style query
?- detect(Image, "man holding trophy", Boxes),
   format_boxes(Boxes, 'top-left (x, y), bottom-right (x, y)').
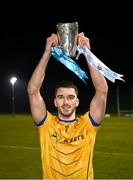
top-left (27, 22), bottom-right (108, 179)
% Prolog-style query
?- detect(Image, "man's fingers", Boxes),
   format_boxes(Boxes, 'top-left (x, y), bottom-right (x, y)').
top-left (78, 32), bottom-right (85, 36)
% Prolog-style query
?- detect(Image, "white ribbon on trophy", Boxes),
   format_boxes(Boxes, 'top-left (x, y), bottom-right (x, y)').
top-left (76, 46), bottom-right (124, 83)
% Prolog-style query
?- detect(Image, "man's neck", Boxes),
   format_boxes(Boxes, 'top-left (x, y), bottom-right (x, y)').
top-left (58, 113), bottom-right (76, 122)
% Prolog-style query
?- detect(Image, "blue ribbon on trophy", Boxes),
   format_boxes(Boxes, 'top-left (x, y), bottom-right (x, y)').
top-left (51, 45), bottom-right (88, 83)
top-left (51, 22), bottom-right (124, 83)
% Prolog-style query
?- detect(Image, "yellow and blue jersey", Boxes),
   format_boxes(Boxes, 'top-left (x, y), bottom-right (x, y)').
top-left (35, 111), bottom-right (100, 179)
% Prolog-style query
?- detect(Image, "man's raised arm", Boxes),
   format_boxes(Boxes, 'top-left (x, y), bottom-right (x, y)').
top-left (27, 34), bottom-right (58, 122)
top-left (78, 32), bottom-right (108, 124)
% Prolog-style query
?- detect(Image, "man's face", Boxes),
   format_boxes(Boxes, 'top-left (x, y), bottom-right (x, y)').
top-left (54, 87), bottom-right (79, 118)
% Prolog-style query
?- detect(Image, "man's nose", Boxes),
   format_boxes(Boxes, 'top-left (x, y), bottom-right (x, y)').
top-left (63, 97), bottom-right (69, 104)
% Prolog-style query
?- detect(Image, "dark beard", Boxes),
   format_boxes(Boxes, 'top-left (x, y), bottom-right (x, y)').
top-left (59, 107), bottom-right (76, 118)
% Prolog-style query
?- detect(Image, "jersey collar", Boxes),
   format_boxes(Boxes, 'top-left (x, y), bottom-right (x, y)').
top-left (58, 117), bottom-right (77, 123)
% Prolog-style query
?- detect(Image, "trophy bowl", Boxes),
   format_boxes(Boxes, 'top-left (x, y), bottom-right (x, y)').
top-left (56, 22), bottom-right (79, 57)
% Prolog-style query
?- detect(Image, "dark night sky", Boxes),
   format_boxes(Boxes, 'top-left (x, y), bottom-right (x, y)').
top-left (0, 1), bottom-right (132, 113)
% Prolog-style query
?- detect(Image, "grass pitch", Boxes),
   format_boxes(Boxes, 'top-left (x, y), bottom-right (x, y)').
top-left (0, 114), bottom-right (133, 179)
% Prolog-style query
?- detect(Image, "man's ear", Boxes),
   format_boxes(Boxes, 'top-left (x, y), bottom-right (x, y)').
top-left (76, 98), bottom-right (79, 107)
top-left (54, 98), bottom-right (57, 107)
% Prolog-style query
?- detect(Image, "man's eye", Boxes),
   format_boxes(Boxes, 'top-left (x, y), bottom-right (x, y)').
top-left (68, 96), bottom-right (75, 99)
top-left (57, 96), bottom-right (63, 99)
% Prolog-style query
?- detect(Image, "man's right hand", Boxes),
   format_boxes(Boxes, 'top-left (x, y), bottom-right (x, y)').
top-left (45, 33), bottom-right (58, 54)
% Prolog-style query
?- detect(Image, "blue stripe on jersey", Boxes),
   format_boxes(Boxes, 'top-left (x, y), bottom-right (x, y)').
top-left (89, 113), bottom-right (101, 127)
top-left (34, 113), bottom-right (47, 126)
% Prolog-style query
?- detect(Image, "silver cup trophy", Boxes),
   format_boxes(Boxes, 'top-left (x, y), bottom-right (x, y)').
top-left (56, 22), bottom-right (79, 57)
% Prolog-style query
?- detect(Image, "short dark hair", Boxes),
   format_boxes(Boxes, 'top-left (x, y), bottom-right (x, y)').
top-left (54, 81), bottom-right (78, 96)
